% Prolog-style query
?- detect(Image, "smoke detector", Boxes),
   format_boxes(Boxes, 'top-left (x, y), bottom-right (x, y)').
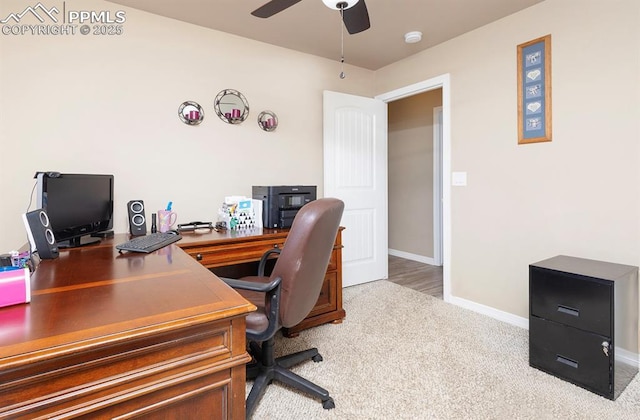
top-left (404, 31), bottom-right (422, 44)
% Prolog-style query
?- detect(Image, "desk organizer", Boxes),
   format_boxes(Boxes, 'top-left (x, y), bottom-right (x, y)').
top-left (0, 268), bottom-right (31, 308)
top-left (218, 197), bottom-right (260, 230)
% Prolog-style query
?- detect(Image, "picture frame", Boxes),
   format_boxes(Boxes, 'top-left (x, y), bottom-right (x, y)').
top-left (517, 34), bottom-right (551, 144)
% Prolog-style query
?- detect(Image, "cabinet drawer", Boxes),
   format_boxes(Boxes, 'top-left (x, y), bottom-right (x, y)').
top-left (307, 272), bottom-right (337, 318)
top-left (184, 239), bottom-right (285, 268)
top-left (530, 316), bottom-right (612, 398)
top-left (530, 266), bottom-right (612, 336)
top-left (0, 321), bottom-right (240, 417)
top-left (327, 248), bottom-right (338, 272)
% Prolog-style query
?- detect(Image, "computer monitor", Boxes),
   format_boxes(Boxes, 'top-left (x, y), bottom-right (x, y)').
top-left (36, 172), bottom-right (114, 248)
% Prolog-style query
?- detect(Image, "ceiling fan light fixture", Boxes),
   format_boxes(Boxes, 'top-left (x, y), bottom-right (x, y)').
top-left (322, 0), bottom-right (359, 11)
top-left (404, 31), bottom-right (423, 44)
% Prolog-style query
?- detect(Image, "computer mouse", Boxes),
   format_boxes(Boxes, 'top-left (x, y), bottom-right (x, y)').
top-left (166, 229), bottom-right (179, 235)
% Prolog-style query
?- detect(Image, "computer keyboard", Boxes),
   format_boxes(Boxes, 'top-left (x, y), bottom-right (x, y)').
top-left (116, 232), bottom-right (182, 253)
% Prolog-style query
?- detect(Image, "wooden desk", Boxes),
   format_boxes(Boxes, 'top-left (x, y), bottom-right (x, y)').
top-left (0, 236), bottom-right (255, 419)
top-left (177, 227), bottom-right (346, 337)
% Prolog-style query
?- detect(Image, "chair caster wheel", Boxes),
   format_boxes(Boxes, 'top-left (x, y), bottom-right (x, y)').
top-left (312, 354), bottom-right (323, 362)
top-left (322, 397), bottom-right (335, 410)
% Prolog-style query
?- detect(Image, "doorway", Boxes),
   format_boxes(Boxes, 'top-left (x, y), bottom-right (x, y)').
top-left (376, 74), bottom-right (452, 302)
top-left (387, 91), bottom-right (442, 266)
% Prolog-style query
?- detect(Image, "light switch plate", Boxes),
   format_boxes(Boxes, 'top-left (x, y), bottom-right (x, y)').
top-left (452, 172), bottom-right (467, 186)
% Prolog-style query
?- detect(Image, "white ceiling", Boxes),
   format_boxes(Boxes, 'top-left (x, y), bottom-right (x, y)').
top-left (106, 0), bottom-right (544, 70)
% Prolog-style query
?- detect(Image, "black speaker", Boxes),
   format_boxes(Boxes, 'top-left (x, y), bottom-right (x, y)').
top-left (22, 209), bottom-right (59, 259)
top-left (127, 200), bottom-right (146, 236)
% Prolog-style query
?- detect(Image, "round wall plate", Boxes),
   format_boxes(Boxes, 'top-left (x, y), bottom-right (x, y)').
top-left (214, 89), bottom-right (250, 124)
top-left (178, 101), bottom-right (204, 125)
top-left (257, 110), bottom-right (278, 132)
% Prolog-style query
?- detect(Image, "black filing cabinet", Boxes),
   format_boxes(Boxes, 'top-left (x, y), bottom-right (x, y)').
top-left (529, 255), bottom-right (639, 400)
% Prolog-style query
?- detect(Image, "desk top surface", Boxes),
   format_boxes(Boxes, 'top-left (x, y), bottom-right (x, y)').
top-left (176, 227), bottom-right (289, 246)
top-left (175, 226), bottom-right (342, 246)
top-left (0, 233), bottom-right (255, 361)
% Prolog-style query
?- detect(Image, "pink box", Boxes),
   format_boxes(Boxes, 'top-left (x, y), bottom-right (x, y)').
top-left (0, 268), bottom-right (31, 308)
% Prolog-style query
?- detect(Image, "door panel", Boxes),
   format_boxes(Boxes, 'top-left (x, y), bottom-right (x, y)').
top-left (323, 90), bottom-right (388, 287)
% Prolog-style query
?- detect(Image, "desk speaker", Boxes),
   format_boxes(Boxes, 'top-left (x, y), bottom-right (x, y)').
top-left (128, 200), bottom-right (146, 236)
top-left (23, 209), bottom-right (59, 259)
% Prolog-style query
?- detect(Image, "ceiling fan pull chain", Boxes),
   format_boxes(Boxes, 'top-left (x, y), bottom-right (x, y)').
top-left (339, 4), bottom-right (346, 79)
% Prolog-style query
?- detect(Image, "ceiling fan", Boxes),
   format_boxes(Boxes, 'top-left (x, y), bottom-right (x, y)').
top-left (251, 0), bottom-right (371, 34)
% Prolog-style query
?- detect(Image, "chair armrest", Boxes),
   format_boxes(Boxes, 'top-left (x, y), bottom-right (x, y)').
top-left (258, 248), bottom-right (281, 276)
top-left (222, 276), bottom-right (282, 341)
top-left (221, 276), bottom-right (281, 293)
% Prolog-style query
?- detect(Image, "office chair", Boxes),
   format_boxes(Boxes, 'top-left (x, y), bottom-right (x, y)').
top-left (222, 198), bottom-right (344, 418)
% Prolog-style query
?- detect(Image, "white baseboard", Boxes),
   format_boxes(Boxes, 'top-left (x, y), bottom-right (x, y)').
top-left (388, 249), bottom-right (527, 328)
top-left (448, 296), bottom-right (640, 368)
top-left (388, 249), bottom-right (437, 266)
top-left (616, 347), bottom-right (640, 368)
top-left (388, 249), bottom-right (640, 368)
top-left (448, 295), bottom-right (529, 329)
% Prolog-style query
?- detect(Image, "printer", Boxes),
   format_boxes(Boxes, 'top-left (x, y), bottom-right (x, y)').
top-left (252, 185), bottom-right (316, 228)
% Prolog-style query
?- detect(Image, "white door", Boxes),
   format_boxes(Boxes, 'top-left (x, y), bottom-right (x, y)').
top-left (323, 90), bottom-right (388, 287)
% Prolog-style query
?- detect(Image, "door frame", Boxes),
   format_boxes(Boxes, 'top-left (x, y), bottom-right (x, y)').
top-left (375, 74), bottom-right (452, 302)
top-left (433, 106), bottom-right (443, 267)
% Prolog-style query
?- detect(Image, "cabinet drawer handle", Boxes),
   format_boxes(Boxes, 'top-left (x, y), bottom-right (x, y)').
top-left (557, 305), bottom-right (579, 317)
top-left (196, 253), bottom-right (203, 261)
top-left (556, 355), bottom-right (578, 369)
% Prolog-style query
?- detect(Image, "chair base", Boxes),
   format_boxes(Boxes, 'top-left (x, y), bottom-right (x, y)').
top-left (246, 338), bottom-right (334, 418)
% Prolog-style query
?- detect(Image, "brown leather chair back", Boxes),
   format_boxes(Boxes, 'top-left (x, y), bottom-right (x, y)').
top-left (270, 198), bottom-right (344, 328)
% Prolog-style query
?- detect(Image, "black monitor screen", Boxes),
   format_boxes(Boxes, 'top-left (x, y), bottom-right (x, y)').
top-left (37, 173), bottom-right (114, 247)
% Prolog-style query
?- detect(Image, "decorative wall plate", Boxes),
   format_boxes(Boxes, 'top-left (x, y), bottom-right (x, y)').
top-left (257, 110), bottom-right (278, 132)
top-left (178, 101), bottom-right (204, 125)
top-left (214, 89), bottom-right (249, 124)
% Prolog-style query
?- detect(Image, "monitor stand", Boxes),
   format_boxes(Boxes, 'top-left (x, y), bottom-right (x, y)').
top-left (57, 235), bottom-right (101, 248)
top-left (91, 230), bottom-right (114, 239)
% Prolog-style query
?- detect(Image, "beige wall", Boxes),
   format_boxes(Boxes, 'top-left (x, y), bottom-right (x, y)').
top-left (376, 0), bottom-right (640, 317)
top-left (388, 90), bottom-right (442, 258)
top-left (0, 0), bottom-right (374, 251)
top-left (2, 0), bottom-right (639, 323)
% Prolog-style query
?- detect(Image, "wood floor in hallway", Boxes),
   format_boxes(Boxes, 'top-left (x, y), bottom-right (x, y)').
top-left (387, 255), bottom-right (443, 299)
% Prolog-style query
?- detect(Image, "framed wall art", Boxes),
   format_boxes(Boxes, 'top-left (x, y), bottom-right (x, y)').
top-left (517, 34), bottom-right (551, 144)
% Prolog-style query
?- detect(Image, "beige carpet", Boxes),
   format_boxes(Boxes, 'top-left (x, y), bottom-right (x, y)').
top-left (249, 280), bottom-right (640, 419)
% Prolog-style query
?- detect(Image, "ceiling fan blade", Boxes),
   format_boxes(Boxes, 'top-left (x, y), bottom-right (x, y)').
top-left (342, 0), bottom-right (370, 34)
top-left (251, 0), bottom-right (303, 18)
